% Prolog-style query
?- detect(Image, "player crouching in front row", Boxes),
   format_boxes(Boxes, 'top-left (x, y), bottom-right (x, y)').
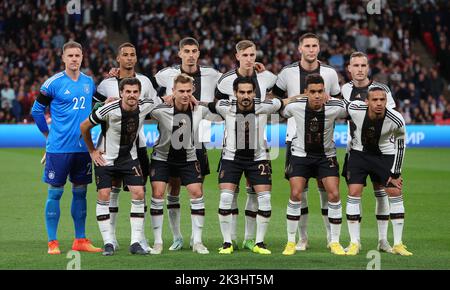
top-left (81, 77), bottom-right (157, 256)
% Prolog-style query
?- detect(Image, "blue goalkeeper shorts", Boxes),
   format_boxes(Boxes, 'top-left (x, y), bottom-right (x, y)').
top-left (43, 152), bottom-right (92, 186)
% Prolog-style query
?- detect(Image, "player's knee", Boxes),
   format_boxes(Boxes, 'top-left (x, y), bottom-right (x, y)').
top-left (131, 189), bottom-right (145, 200)
top-left (327, 191), bottom-right (340, 203)
top-left (348, 189), bottom-right (362, 197)
top-left (219, 189), bottom-right (234, 209)
top-left (97, 189), bottom-right (111, 201)
top-left (245, 192), bottom-right (258, 211)
top-left (72, 185), bottom-right (87, 200)
top-left (385, 187), bottom-right (402, 197)
top-left (48, 186), bottom-right (64, 200)
top-left (257, 191), bottom-right (271, 211)
top-left (188, 188), bottom-right (203, 199)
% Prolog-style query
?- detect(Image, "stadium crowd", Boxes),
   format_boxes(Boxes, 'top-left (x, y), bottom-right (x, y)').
top-left (0, 0), bottom-right (449, 124)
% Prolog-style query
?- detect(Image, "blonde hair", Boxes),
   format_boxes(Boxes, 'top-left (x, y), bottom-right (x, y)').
top-left (173, 73), bottom-right (194, 87)
top-left (235, 40), bottom-right (256, 53)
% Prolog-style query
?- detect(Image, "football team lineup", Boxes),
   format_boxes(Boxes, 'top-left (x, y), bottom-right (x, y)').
top-left (31, 36), bottom-right (411, 259)
top-left (1, 33), bottom-right (448, 270)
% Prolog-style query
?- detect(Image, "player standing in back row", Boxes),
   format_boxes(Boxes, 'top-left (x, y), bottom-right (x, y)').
top-left (272, 33), bottom-right (341, 251)
top-left (31, 41), bottom-right (101, 254)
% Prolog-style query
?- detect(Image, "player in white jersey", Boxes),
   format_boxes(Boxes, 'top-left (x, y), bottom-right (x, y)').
top-left (344, 87), bottom-right (412, 256)
top-left (81, 78), bottom-right (157, 256)
top-left (147, 74), bottom-right (211, 255)
top-left (280, 74), bottom-right (347, 256)
top-left (154, 37), bottom-right (222, 251)
top-left (215, 40), bottom-right (277, 251)
top-left (93, 42), bottom-right (159, 252)
top-left (341, 51), bottom-right (396, 252)
top-left (208, 76), bottom-right (281, 254)
top-left (272, 33), bottom-right (341, 250)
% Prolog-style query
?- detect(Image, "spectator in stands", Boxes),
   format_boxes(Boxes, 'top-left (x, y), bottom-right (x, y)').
top-left (443, 104), bottom-right (450, 120)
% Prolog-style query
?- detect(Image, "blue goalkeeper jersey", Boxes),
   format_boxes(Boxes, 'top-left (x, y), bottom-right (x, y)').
top-left (38, 71), bottom-right (95, 153)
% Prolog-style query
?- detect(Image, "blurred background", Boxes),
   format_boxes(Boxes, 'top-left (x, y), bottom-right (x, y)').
top-left (0, 0), bottom-right (449, 124)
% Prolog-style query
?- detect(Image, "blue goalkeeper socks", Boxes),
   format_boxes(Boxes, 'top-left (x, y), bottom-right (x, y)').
top-left (71, 185), bottom-right (87, 239)
top-left (45, 186), bottom-right (64, 242)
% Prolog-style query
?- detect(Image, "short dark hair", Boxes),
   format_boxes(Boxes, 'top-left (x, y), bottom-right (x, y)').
top-left (233, 77), bottom-right (256, 92)
top-left (117, 42), bottom-right (136, 56)
top-left (367, 86), bottom-right (386, 98)
top-left (179, 37), bottom-right (200, 50)
top-left (63, 41), bottom-right (82, 53)
top-left (305, 74), bottom-right (324, 87)
top-left (119, 77), bottom-right (141, 92)
top-left (299, 33), bottom-right (320, 45)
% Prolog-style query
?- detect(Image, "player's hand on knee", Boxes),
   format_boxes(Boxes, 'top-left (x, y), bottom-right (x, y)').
top-left (387, 176), bottom-right (402, 190)
top-left (91, 150), bottom-right (106, 166)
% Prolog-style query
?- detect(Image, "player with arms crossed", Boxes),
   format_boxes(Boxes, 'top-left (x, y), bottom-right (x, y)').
top-left (345, 87), bottom-right (412, 256)
top-left (272, 33), bottom-right (341, 251)
top-left (280, 74), bottom-right (347, 256)
top-left (31, 41), bottom-right (101, 254)
top-left (341, 51), bottom-right (396, 252)
top-left (81, 77), bottom-right (157, 256)
top-left (215, 40), bottom-right (277, 251)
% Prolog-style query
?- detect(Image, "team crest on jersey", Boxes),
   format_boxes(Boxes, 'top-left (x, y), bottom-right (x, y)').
top-left (310, 117), bottom-right (319, 132)
top-left (48, 170), bottom-right (55, 180)
top-left (83, 84), bottom-right (90, 94)
top-left (367, 126), bottom-right (376, 138)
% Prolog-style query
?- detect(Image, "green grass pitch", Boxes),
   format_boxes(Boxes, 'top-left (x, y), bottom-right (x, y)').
top-left (0, 148), bottom-right (449, 269)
